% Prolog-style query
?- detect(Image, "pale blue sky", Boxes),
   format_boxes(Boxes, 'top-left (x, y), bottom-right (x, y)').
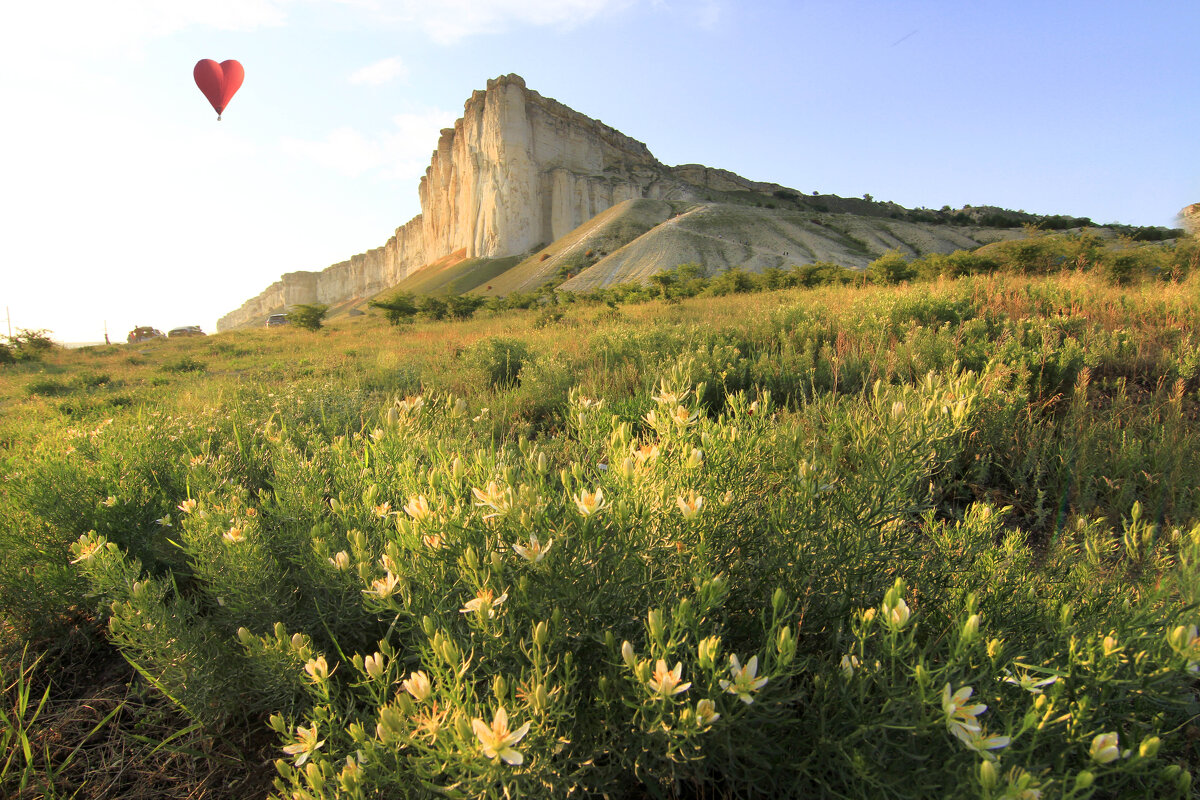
top-left (3, 1), bottom-right (1197, 342)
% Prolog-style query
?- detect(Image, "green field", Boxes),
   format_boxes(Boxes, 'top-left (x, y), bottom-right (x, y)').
top-left (2, 260), bottom-right (1200, 798)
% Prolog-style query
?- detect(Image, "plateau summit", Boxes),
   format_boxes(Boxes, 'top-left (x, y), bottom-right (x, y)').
top-left (218, 75), bottom-right (1048, 330)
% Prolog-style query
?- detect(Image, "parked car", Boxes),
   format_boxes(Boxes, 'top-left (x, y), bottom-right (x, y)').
top-left (127, 326), bottom-right (166, 344)
top-left (168, 325), bottom-right (205, 338)
top-left (266, 314), bottom-right (290, 327)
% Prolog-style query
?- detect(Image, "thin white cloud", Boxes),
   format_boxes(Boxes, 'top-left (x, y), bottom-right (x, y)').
top-left (349, 56), bottom-right (410, 86)
top-left (364, 0), bottom-right (638, 44)
top-left (0, 0), bottom-right (293, 61)
top-left (281, 109), bottom-right (457, 179)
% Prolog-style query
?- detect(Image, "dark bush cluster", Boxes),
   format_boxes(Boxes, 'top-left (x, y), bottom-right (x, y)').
top-left (1, 328), bottom-right (57, 365)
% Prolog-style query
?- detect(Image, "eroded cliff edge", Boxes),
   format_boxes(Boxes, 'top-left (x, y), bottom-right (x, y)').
top-left (219, 74), bottom-right (733, 330)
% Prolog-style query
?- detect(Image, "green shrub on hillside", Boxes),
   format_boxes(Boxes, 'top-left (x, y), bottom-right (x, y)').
top-left (290, 304), bottom-right (330, 331)
top-left (370, 291), bottom-right (418, 326)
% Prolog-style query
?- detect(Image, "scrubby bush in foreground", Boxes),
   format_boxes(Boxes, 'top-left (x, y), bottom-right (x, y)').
top-left (3, 270), bottom-right (1200, 798)
top-left (62, 367), bottom-right (1200, 798)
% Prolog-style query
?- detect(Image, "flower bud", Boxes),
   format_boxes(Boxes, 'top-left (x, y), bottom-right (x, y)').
top-left (490, 550), bottom-right (504, 571)
top-left (1180, 770), bottom-right (1193, 792)
top-left (913, 663), bottom-right (929, 688)
top-left (464, 547), bottom-right (479, 570)
top-left (535, 620), bottom-right (550, 648)
top-left (378, 705), bottom-right (405, 738)
top-left (676, 598), bottom-right (693, 624)
top-left (237, 626), bottom-right (254, 646)
top-left (961, 614), bottom-right (980, 642)
top-left (979, 759), bottom-right (998, 790)
top-left (534, 684), bottom-right (550, 712)
top-left (492, 675), bottom-right (507, 699)
top-left (454, 715), bottom-right (473, 741)
top-left (291, 632), bottom-right (306, 650)
top-left (622, 640), bottom-right (637, 668)
top-left (1138, 736), bottom-right (1161, 759)
top-left (364, 651), bottom-right (385, 681)
top-left (1073, 771), bottom-right (1094, 791)
top-left (269, 713), bottom-right (288, 734)
top-left (536, 452), bottom-right (548, 474)
top-left (698, 636), bottom-right (720, 669)
top-left (305, 761), bottom-right (324, 792)
top-left (422, 615), bottom-right (436, 637)
top-left (647, 609), bottom-right (664, 640)
top-left (776, 626), bottom-right (795, 665)
top-left (772, 587), bottom-right (786, 616)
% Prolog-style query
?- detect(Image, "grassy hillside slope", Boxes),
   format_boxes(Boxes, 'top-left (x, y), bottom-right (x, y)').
top-left (558, 205), bottom-right (1028, 290)
top-left (477, 198), bottom-right (682, 296)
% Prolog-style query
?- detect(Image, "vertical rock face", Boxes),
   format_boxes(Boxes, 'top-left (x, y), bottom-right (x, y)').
top-left (1181, 203), bottom-right (1200, 236)
top-left (218, 74), bottom-right (688, 330)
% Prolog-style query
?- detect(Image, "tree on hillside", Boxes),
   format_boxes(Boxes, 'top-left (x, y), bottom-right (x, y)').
top-left (370, 292), bottom-right (418, 326)
top-left (446, 294), bottom-right (485, 320)
top-left (290, 304), bottom-right (329, 331)
top-left (867, 250), bottom-right (917, 284)
top-left (417, 296), bottom-right (448, 321)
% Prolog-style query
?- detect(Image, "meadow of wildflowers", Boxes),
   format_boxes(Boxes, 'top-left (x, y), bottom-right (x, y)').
top-left (1, 268), bottom-right (1199, 798)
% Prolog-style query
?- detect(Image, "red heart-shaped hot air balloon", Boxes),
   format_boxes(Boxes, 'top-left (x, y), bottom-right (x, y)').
top-left (193, 59), bottom-right (244, 120)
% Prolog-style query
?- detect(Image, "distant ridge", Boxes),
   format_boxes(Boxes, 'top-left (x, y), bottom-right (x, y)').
top-left (219, 75), bottom-right (1151, 330)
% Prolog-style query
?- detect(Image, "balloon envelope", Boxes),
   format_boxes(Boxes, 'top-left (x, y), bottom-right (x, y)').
top-left (193, 59), bottom-right (244, 118)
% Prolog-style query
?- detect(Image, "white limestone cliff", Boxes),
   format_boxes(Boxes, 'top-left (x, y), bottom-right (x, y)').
top-left (218, 74), bottom-right (693, 330)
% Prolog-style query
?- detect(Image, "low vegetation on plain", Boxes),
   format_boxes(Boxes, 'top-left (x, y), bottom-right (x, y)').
top-left (2, 234), bottom-right (1199, 799)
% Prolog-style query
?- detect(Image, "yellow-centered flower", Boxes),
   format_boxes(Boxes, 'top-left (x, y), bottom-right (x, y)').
top-left (472, 706), bottom-right (531, 766)
top-left (365, 571), bottom-right (401, 600)
top-left (472, 481), bottom-right (513, 518)
top-left (281, 723), bottom-right (324, 766)
top-left (460, 588), bottom-right (508, 618)
top-left (676, 490), bottom-right (705, 519)
top-left (719, 654), bottom-right (768, 703)
top-left (512, 534), bottom-right (553, 563)
top-left (670, 404), bottom-right (699, 428)
top-left (223, 525), bottom-right (246, 543)
top-left (942, 683), bottom-right (987, 729)
top-left (1089, 732), bottom-right (1123, 764)
top-left (404, 494), bottom-right (434, 522)
top-left (648, 659), bottom-right (691, 697)
top-left (573, 488), bottom-right (608, 517)
top-left (402, 670), bottom-right (432, 702)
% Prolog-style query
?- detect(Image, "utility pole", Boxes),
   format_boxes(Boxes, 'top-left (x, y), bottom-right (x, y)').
top-left (5, 306), bottom-right (10, 339)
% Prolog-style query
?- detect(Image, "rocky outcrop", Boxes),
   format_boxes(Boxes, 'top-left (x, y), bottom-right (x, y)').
top-left (219, 74), bottom-right (698, 330)
top-left (1181, 203), bottom-right (1200, 236)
